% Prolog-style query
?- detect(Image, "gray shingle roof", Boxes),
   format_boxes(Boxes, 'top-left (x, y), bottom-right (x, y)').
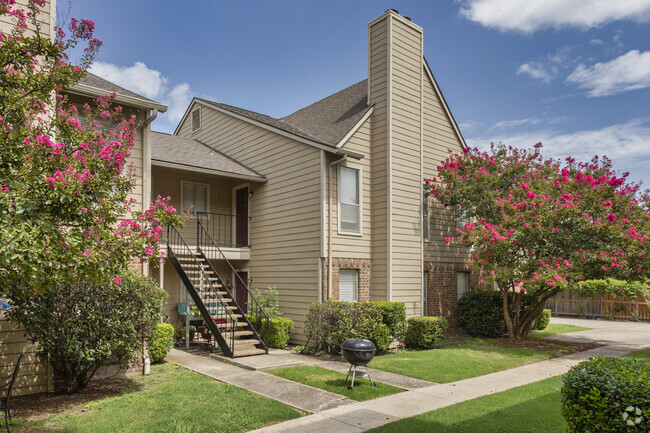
top-left (151, 132), bottom-right (266, 180)
top-left (195, 79), bottom-right (371, 148)
top-left (282, 80), bottom-right (371, 146)
top-left (195, 98), bottom-right (330, 146)
top-left (73, 72), bottom-right (166, 109)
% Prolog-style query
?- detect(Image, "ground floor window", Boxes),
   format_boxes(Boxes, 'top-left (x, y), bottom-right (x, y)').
top-left (339, 269), bottom-right (358, 302)
top-left (457, 271), bottom-right (469, 299)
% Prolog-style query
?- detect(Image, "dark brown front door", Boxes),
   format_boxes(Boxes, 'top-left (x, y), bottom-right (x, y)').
top-left (235, 272), bottom-right (248, 313)
top-left (236, 187), bottom-right (248, 247)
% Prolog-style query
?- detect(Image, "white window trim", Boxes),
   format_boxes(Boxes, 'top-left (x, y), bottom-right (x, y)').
top-left (337, 164), bottom-right (363, 236)
top-left (231, 183), bottom-right (251, 248)
top-left (180, 180), bottom-right (210, 216)
top-left (339, 268), bottom-right (359, 302)
top-left (191, 106), bottom-right (201, 133)
top-left (457, 271), bottom-right (469, 300)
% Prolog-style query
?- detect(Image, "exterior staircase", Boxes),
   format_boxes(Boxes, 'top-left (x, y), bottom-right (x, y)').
top-left (167, 224), bottom-right (268, 357)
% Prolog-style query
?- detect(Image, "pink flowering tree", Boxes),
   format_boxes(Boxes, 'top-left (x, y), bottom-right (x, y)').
top-left (0, 1), bottom-right (182, 392)
top-left (426, 143), bottom-right (650, 339)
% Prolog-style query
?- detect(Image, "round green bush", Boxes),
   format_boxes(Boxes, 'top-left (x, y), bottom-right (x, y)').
top-left (458, 290), bottom-right (540, 337)
top-left (404, 316), bottom-right (448, 349)
top-left (562, 356), bottom-right (650, 433)
top-left (534, 309), bottom-right (551, 330)
top-left (149, 323), bottom-right (174, 362)
top-left (268, 317), bottom-right (294, 349)
top-left (370, 323), bottom-right (391, 352)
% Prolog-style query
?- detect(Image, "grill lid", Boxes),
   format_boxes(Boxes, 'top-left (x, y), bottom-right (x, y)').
top-left (341, 338), bottom-right (376, 352)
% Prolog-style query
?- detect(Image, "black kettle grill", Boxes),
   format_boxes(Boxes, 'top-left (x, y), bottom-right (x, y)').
top-left (341, 338), bottom-right (377, 390)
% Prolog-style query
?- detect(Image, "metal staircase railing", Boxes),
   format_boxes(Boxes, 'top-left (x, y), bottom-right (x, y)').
top-left (166, 225), bottom-right (237, 357)
top-left (196, 217), bottom-right (269, 353)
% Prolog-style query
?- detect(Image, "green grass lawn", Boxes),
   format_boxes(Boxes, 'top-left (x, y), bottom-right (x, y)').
top-left (20, 363), bottom-right (302, 433)
top-left (268, 365), bottom-right (404, 401)
top-left (368, 346), bottom-right (650, 433)
top-left (532, 323), bottom-right (591, 338)
top-left (368, 375), bottom-right (566, 433)
top-left (368, 338), bottom-right (582, 383)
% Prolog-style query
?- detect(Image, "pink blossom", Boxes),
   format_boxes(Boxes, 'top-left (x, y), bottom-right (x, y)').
top-left (114, 277), bottom-right (121, 285)
top-left (606, 213), bottom-right (617, 222)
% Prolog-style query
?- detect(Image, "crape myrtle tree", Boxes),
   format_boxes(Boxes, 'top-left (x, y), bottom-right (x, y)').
top-left (425, 143), bottom-right (650, 339)
top-left (0, 1), bottom-right (182, 392)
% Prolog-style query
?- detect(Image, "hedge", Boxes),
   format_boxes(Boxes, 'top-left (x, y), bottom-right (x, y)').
top-left (149, 323), bottom-right (174, 362)
top-left (247, 316), bottom-right (295, 349)
top-left (562, 357), bottom-right (650, 432)
top-left (458, 290), bottom-right (547, 337)
top-left (534, 309), bottom-right (551, 330)
top-left (304, 299), bottom-right (405, 352)
top-left (404, 316), bottom-right (448, 349)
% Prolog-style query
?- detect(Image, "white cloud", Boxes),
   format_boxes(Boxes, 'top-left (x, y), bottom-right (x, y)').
top-left (517, 62), bottom-right (555, 83)
top-left (459, 0), bottom-right (650, 33)
top-left (590, 39), bottom-right (604, 46)
top-left (164, 83), bottom-right (193, 123)
top-left (459, 120), bottom-right (482, 130)
top-left (90, 61), bottom-right (167, 100)
top-left (89, 61), bottom-right (194, 130)
top-left (491, 118), bottom-right (543, 130)
top-left (467, 119), bottom-right (650, 184)
top-left (566, 50), bottom-right (650, 96)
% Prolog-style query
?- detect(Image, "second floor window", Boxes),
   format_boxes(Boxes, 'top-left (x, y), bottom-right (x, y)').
top-left (182, 181), bottom-right (208, 215)
top-left (339, 166), bottom-right (361, 234)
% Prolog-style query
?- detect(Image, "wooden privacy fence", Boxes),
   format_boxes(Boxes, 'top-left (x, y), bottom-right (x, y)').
top-left (545, 291), bottom-right (650, 321)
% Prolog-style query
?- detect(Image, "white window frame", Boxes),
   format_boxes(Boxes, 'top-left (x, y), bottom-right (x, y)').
top-left (180, 180), bottom-right (210, 216)
top-left (338, 164), bottom-right (363, 236)
top-left (338, 268), bottom-right (359, 302)
top-left (191, 106), bottom-right (201, 133)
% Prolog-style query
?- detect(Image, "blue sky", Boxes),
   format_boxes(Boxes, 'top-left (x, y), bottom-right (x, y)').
top-left (63, 0), bottom-right (650, 186)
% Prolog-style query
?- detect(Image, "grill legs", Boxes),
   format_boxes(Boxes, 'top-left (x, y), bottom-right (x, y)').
top-left (345, 364), bottom-right (377, 390)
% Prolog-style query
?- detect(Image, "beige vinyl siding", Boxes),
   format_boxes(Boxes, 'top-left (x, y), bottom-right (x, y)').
top-left (176, 106), bottom-right (321, 342)
top-left (422, 72), bottom-right (468, 264)
top-left (151, 166), bottom-right (235, 245)
top-left (0, 0), bottom-right (54, 39)
top-left (0, 312), bottom-right (52, 396)
top-left (368, 16), bottom-right (389, 302)
top-left (388, 18), bottom-right (424, 315)
top-left (331, 117), bottom-right (372, 258)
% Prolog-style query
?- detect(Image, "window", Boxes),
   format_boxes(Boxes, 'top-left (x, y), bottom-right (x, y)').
top-left (423, 271), bottom-right (428, 315)
top-left (339, 269), bottom-right (358, 302)
top-left (191, 107), bottom-right (201, 132)
top-left (181, 181), bottom-right (208, 215)
top-left (457, 272), bottom-right (469, 300)
top-left (456, 206), bottom-right (467, 230)
top-left (423, 194), bottom-right (430, 242)
top-left (339, 166), bottom-right (361, 234)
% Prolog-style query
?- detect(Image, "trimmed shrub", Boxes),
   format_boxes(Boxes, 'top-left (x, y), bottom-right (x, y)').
top-left (369, 301), bottom-right (406, 342)
top-left (458, 290), bottom-right (539, 337)
top-left (562, 357), bottom-right (650, 432)
top-left (404, 316), bottom-right (447, 349)
top-left (267, 317), bottom-right (294, 348)
top-left (304, 299), bottom-right (394, 352)
top-left (149, 323), bottom-right (174, 362)
top-left (534, 309), bottom-right (551, 330)
top-left (247, 316), bottom-right (295, 349)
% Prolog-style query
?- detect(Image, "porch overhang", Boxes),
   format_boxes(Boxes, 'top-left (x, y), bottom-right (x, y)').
top-left (152, 159), bottom-right (267, 183)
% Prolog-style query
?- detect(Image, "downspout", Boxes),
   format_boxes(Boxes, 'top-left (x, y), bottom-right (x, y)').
top-left (328, 154), bottom-right (347, 300)
top-left (142, 109), bottom-right (158, 277)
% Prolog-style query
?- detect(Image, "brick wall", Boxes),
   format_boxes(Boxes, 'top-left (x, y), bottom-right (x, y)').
top-left (321, 258), bottom-right (372, 302)
top-left (424, 261), bottom-right (487, 328)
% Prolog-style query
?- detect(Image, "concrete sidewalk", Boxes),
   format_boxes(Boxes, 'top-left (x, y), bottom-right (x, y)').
top-left (166, 349), bottom-right (355, 413)
top-left (247, 318), bottom-right (650, 433)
